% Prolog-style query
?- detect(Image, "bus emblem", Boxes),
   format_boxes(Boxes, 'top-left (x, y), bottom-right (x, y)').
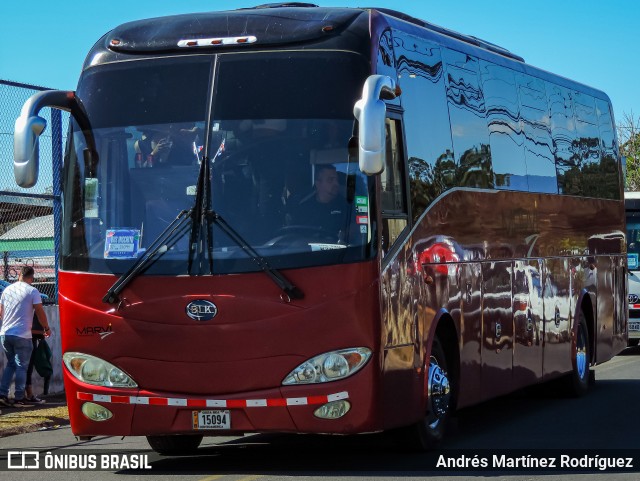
top-left (186, 300), bottom-right (218, 321)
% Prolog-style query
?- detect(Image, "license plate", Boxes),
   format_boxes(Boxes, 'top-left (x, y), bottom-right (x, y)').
top-left (192, 410), bottom-right (230, 430)
top-left (629, 322), bottom-right (640, 332)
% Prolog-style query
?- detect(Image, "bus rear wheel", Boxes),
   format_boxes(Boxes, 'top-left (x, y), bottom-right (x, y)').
top-left (564, 311), bottom-right (591, 397)
top-left (403, 336), bottom-right (452, 451)
top-left (146, 434), bottom-right (203, 455)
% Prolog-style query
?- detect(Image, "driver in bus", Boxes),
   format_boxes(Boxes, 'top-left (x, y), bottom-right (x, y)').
top-left (287, 164), bottom-right (349, 242)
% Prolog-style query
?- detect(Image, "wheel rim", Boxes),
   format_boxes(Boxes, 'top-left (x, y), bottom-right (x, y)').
top-left (426, 357), bottom-right (451, 428)
top-left (576, 323), bottom-right (587, 380)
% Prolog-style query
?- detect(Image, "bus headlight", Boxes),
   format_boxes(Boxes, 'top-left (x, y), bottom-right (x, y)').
top-left (63, 352), bottom-right (137, 388)
top-left (282, 348), bottom-right (371, 385)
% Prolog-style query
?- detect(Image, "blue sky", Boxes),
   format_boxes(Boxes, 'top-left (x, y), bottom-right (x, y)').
top-left (0, 0), bottom-right (638, 123)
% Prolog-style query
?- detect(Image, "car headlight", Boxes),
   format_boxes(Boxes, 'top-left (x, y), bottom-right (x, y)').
top-left (282, 348), bottom-right (371, 385)
top-left (63, 352), bottom-right (137, 388)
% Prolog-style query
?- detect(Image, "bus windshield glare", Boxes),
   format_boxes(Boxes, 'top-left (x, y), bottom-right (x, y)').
top-left (62, 51), bottom-right (373, 275)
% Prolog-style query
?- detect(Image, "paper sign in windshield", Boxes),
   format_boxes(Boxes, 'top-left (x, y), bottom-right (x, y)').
top-left (105, 229), bottom-right (141, 259)
top-left (309, 243), bottom-right (347, 251)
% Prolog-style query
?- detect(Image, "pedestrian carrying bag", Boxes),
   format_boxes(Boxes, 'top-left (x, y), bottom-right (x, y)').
top-left (34, 339), bottom-right (53, 378)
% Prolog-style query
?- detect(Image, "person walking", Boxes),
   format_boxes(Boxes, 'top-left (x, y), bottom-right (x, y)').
top-left (0, 266), bottom-right (51, 407)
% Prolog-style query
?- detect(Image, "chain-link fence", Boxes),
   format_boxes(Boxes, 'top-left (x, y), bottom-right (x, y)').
top-left (0, 80), bottom-right (66, 302)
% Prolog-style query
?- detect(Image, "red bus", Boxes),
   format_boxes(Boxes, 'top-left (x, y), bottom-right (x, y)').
top-left (14, 5), bottom-right (627, 453)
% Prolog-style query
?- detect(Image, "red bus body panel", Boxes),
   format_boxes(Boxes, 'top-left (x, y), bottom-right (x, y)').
top-left (60, 262), bottom-right (386, 436)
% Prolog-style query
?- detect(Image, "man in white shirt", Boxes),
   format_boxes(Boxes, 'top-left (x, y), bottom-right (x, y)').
top-left (0, 266), bottom-right (51, 407)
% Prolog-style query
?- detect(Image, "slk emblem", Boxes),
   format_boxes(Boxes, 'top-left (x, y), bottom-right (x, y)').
top-left (186, 300), bottom-right (218, 321)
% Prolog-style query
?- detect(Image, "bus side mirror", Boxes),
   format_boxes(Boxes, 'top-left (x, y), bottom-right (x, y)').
top-left (353, 75), bottom-right (399, 176)
top-left (13, 90), bottom-right (82, 188)
top-left (14, 115), bottom-right (47, 188)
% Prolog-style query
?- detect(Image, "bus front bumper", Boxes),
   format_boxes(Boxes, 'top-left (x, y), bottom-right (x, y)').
top-left (64, 360), bottom-right (380, 437)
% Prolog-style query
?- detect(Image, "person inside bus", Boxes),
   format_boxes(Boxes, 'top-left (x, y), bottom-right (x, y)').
top-left (134, 124), bottom-right (200, 167)
top-left (287, 164), bottom-right (349, 242)
top-left (133, 123), bottom-right (201, 249)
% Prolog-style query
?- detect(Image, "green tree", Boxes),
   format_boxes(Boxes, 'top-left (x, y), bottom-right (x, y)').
top-left (618, 111), bottom-right (640, 191)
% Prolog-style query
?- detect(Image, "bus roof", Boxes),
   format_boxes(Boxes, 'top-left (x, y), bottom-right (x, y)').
top-left (86, 5), bottom-right (369, 65)
top-left (101, 4), bottom-right (521, 60)
top-left (373, 8), bottom-right (524, 62)
top-left (83, 3), bottom-right (610, 103)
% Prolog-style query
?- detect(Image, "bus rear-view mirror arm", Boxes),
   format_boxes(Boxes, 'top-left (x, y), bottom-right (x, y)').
top-left (353, 74), bottom-right (400, 176)
top-left (14, 90), bottom-right (95, 188)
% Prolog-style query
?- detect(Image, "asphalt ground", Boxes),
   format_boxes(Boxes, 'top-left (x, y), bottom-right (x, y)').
top-left (0, 394), bottom-right (69, 438)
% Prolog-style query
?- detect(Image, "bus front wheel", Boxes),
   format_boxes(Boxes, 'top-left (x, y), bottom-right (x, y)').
top-left (146, 434), bottom-right (203, 455)
top-left (403, 336), bottom-right (452, 451)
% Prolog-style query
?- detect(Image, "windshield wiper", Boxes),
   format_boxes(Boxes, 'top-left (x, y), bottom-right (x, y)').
top-left (102, 209), bottom-right (192, 304)
top-left (208, 210), bottom-right (304, 301)
top-left (188, 147), bottom-right (302, 299)
top-left (187, 149), bottom-right (214, 276)
top-left (104, 138), bottom-right (214, 304)
top-left (104, 149), bottom-right (302, 303)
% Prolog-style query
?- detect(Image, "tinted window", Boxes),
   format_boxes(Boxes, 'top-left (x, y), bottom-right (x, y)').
top-left (77, 58), bottom-right (211, 129)
top-left (596, 99), bottom-right (621, 199)
top-left (381, 118), bottom-right (407, 213)
top-left (443, 49), bottom-right (493, 189)
top-left (552, 89), bottom-right (617, 199)
top-left (518, 75), bottom-right (556, 193)
top-left (215, 52), bottom-right (368, 120)
top-left (480, 62), bottom-right (527, 190)
top-left (547, 85), bottom-right (577, 195)
top-left (377, 30), bottom-right (401, 107)
top-left (394, 32), bottom-right (453, 221)
top-left (381, 118), bottom-right (408, 256)
top-left (572, 92), bottom-right (602, 197)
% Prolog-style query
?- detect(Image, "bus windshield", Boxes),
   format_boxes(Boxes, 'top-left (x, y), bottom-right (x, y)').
top-left (62, 51), bottom-right (373, 275)
top-left (627, 213), bottom-right (640, 271)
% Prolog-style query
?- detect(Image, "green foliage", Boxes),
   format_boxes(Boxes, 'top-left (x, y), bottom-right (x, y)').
top-left (408, 145), bottom-right (494, 222)
top-left (618, 112), bottom-right (640, 191)
top-left (622, 134), bottom-right (640, 190)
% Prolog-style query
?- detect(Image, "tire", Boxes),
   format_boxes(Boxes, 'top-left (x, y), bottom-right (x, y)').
top-left (401, 336), bottom-right (453, 451)
top-left (564, 311), bottom-right (591, 397)
top-left (146, 434), bottom-right (203, 455)
top-left (628, 338), bottom-right (640, 347)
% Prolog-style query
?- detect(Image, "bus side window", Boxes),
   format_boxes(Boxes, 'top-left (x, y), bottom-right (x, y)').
top-left (381, 118), bottom-right (409, 257)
